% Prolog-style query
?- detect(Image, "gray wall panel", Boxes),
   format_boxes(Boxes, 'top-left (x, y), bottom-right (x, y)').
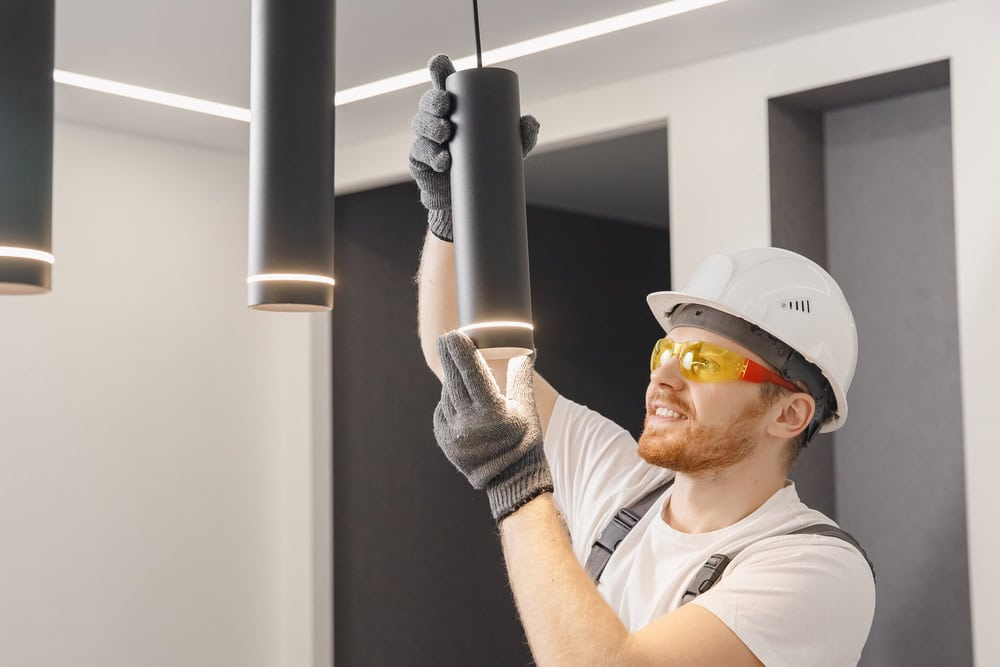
top-left (825, 87), bottom-right (972, 667)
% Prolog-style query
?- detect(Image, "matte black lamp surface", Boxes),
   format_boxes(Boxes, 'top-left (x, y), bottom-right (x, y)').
top-left (248, 0), bottom-right (335, 311)
top-left (447, 67), bottom-right (534, 359)
top-left (0, 0), bottom-right (55, 294)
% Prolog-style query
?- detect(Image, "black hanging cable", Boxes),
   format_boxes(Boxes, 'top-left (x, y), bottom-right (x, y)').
top-left (473, 0), bottom-right (483, 67)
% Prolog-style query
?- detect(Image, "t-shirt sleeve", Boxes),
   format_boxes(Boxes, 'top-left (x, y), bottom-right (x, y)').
top-left (691, 535), bottom-right (876, 667)
top-left (543, 395), bottom-right (672, 560)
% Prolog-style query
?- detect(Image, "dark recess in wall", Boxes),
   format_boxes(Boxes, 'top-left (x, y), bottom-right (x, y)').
top-left (768, 95), bottom-right (836, 518)
top-left (767, 58), bottom-right (952, 520)
top-left (769, 59), bottom-right (971, 667)
top-left (332, 182), bottom-right (669, 666)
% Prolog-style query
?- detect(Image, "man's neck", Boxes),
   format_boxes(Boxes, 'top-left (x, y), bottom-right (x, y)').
top-left (662, 455), bottom-right (787, 534)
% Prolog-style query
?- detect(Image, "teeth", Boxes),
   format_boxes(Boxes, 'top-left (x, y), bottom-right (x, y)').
top-left (654, 407), bottom-right (685, 419)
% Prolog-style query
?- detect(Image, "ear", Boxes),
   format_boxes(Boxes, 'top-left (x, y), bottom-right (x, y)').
top-left (765, 392), bottom-right (815, 440)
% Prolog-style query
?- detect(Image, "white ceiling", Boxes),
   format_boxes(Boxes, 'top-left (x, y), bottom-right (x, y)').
top-left (53, 0), bottom-right (951, 156)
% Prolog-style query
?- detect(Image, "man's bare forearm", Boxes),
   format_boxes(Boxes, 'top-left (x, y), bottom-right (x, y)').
top-left (417, 230), bottom-right (458, 380)
top-left (416, 230), bottom-right (514, 390)
top-left (500, 494), bottom-right (633, 666)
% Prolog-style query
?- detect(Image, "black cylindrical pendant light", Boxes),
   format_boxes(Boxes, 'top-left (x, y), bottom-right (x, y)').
top-left (248, 0), bottom-right (335, 311)
top-left (447, 2), bottom-right (534, 358)
top-left (0, 0), bottom-right (55, 295)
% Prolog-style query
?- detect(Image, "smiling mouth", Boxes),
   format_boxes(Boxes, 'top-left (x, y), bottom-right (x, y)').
top-left (653, 407), bottom-right (687, 419)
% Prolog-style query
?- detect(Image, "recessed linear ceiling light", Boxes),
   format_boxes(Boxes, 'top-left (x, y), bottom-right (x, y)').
top-left (52, 0), bottom-right (727, 119)
top-left (339, 0), bottom-right (728, 105)
top-left (53, 70), bottom-right (252, 121)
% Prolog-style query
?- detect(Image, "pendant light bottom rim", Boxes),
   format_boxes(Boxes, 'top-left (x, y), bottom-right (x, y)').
top-left (0, 259), bottom-right (51, 293)
top-left (460, 323), bottom-right (534, 355)
top-left (248, 281), bottom-right (333, 311)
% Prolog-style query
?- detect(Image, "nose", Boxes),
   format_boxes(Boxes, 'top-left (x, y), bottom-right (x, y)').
top-left (650, 352), bottom-right (685, 390)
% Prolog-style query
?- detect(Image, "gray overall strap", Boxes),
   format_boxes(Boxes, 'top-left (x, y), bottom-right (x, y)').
top-left (679, 523), bottom-right (876, 605)
top-left (586, 477), bottom-right (675, 583)
top-left (787, 523), bottom-right (876, 581)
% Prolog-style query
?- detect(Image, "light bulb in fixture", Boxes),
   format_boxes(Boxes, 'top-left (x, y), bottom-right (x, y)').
top-left (247, 273), bottom-right (336, 286)
top-left (459, 321), bottom-right (534, 332)
top-left (0, 247), bottom-right (55, 264)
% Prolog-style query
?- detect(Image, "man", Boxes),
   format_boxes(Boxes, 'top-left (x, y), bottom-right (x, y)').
top-left (411, 55), bottom-right (875, 666)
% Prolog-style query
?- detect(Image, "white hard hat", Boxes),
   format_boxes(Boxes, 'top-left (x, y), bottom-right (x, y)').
top-left (646, 247), bottom-right (857, 433)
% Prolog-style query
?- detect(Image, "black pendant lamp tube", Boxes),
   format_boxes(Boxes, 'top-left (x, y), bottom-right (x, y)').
top-left (248, 0), bottom-right (335, 311)
top-left (0, 0), bottom-right (55, 294)
top-left (446, 7), bottom-right (534, 358)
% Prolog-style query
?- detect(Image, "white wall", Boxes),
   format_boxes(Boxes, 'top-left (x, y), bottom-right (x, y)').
top-left (337, 0), bottom-right (1000, 662)
top-left (0, 122), bottom-right (329, 667)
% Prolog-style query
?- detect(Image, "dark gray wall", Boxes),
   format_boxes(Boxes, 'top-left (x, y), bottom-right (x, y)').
top-left (332, 183), bottom-right (525, 667)
top-left (331, 183), bottom-right (669, 666)
top-left (770, 65), bottom-right (972, 666)
top-left (524, 127), bottom-right (670, 230)
top-left (527, 205), bottom-right (670, 439)
top-left (825, 87), bottom-right (971, 667)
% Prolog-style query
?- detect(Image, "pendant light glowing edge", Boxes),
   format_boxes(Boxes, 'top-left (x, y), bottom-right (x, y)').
top-left (247, 273), bottom-right (335, 286)
top-left (0, 247), bottom-right (55, 264)
top-left (460, 321), bottom-right (535, 332)
top-left (53, 0), bottom-right (729, 116)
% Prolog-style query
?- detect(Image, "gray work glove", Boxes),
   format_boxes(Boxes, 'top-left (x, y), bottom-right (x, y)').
top-left (409, 54), bottom-right (541, 242)
top-left (433, 331), bottom-right (553, 522)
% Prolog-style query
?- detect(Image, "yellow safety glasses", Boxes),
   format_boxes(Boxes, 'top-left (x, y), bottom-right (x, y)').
top-left (650, 338), bottom-right (800, 392)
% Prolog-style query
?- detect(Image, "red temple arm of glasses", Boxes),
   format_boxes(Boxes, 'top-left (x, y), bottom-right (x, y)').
top-left (742, 360), bottom-right (801, 393)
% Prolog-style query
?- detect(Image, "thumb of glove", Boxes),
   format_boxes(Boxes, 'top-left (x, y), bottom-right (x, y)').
top-left (520, 115), bottom-right (540, 157)
top-left (429, 54), bottom-right (455, 90)
top-left (506, 351), bottom-right (537, 408)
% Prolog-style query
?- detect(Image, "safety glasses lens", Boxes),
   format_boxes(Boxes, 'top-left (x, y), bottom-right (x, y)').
top-left (650, 338), bottom-right (738, 382)
top-left (681, 350), bottom-right (697, 372)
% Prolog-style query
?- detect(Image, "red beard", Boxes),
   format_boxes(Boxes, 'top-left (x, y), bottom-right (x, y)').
top-left (637, 397), bottom-right (767, 475)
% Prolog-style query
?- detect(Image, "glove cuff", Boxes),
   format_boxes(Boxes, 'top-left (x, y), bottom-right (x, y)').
top-left (428, 209), bottom-right (453, 242)
top-left (487, 445), bottom-right (553, 523)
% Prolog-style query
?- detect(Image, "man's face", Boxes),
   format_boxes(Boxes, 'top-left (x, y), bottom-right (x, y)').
top-left (637, 326), bottom-right (773, 475)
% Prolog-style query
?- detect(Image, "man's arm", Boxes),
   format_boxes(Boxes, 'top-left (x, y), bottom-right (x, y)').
top-left (416, 230), bottom-right (457, 380)
top-left (500, 494), bottom-right (764, 667)
top-left (416, 229), bottom-right (559, 432)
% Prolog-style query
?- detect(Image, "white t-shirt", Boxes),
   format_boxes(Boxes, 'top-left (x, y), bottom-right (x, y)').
top-left (544, 396), bottom-right (875, 667)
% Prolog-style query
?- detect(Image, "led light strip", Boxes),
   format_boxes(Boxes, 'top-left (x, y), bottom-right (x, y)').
top-left (53, 0), bottom-right (728, 117)
top-left (0, 246), bottom-right (56, 264)
top-left (338, 0), bottom-right (728, 104)
top-left (460, 321), bottom-right (535, 332)
top-left (53, 70), bottom-right (251, 122)
top-left (247, 273), bottom-right (335, 286)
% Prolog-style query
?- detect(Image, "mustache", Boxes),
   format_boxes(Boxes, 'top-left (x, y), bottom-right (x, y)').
top-left (646, 392), bottom-right (693, 417)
